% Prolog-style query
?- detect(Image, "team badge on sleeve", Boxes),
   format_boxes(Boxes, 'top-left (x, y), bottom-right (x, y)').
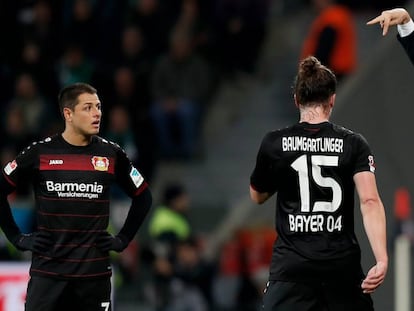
top-left (91, 156), bottom-right (109, 171)
top-left (368, 155), bottom-right (375, 173)
top-left (4, 160), bottom-right (17, 175)
top-left (130, 167), bottom-right (144, 188)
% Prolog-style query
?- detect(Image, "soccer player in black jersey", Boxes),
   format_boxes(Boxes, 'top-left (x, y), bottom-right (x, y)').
top-left (250, 57), bottom-right (388, 311)
top-left (0, 83), bottom-right (152, 311)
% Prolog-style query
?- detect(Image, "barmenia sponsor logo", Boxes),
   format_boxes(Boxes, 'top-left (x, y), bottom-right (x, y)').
top-left (46, 181), bottom-right (104, 199)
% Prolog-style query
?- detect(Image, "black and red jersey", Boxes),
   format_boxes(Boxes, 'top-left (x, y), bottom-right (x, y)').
top-left (250, 122), bottom-right (376, 283)
top-left (2, 134), bottom-right (147, 279)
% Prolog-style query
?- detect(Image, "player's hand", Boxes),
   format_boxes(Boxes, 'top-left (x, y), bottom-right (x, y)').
top-left (14, 231), bottom-right (54, 253)
top-left (95, 232), bottom-right (128, 252)
top-left (361, 261), bottom-right (388, 293)
top-left (367, 8), bottom-right (411, 36)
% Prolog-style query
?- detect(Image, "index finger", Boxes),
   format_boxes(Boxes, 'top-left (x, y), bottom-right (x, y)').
top-left (367, 15), bottom-right (383, 25)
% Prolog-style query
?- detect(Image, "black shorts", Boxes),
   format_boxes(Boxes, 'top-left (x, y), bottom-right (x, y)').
top-left (25, 276), bottom-right (112, 311)
top-left (262, 280), bottom-right (374, 311)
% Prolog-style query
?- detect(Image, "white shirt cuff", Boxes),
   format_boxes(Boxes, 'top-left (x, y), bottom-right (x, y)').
top-left (398, 19), bottom-right (414, 37)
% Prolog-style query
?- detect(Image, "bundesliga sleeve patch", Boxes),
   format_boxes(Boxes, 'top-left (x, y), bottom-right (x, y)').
top-left (368, 155), bottom-right (375, 173)
top-left (4, 160), bottom-right (17, 176)
top-left (130, 167), bottom-right (144, 188)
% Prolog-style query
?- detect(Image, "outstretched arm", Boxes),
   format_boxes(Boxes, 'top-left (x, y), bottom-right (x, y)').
top-left (367, 8), bottom-right (414, 65)
top-left (367, 8), bottom-right (411, 36)
top-left (354, 171), bottom-right (388, 294)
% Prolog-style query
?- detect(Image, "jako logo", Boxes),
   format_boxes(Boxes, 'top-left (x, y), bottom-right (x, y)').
top-left (49, 159), bottom-right (63, 165)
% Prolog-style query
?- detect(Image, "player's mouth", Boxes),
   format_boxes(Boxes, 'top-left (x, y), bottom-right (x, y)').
top-left (92, 120), bottom-right (100, 129)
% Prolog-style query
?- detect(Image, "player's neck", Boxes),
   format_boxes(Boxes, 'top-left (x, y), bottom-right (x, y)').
top-left (62, 129), bottom-right (92, 146)
top-left (299, 106), bottom-right (330, 124)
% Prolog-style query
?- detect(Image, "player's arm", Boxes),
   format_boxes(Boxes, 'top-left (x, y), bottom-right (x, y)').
top-left (0, 174), bottom-right (53, 253)
top-left (96, 145), bottom-right (152, 252)
top-left (367, 8), bottom-right (412, 36)
top-left (0, 176), bottom-right (24, 243)
top-left (367, 8), bottom-right (414, 65)
top-left (250, 133), bottom-right (278, 205)
top-left (96, 186), bottom-right (152, 252)
top-left (354, 171), bottom-right (388, 293)
top-left (250, 186), bottom-right (271, 204)
top-left (117, 187), bottom-right (152, 244)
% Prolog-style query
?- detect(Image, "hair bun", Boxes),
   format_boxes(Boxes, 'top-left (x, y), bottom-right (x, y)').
top-left (300, 56), bottom-right (320, 77)
top-left (293, 56), bottom-right (336, 105)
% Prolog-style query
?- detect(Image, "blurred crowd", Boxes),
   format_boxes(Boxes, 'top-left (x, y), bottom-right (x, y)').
top-left (0, 0), bottom-right (271, 183)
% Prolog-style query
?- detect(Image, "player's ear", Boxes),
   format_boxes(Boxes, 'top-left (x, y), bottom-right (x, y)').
top-left (294, 94), bottom-right (299, 107)
top-left (63, 107), bottom-right (73, 122)
top-left (329, 94), bottom-right (336, 108)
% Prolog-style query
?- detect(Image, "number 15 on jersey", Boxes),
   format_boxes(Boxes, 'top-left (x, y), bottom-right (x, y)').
top-left (289, 154), bottom-right (343, 233)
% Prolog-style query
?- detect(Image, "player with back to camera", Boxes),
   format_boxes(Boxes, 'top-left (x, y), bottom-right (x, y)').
top-left (0, 82), bottom-right (152, 311)
top-left (249, 56), bottom-right (388, 311)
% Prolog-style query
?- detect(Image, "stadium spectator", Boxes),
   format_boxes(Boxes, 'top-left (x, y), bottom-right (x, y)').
top-left (126, 0), bottom-right (177, 60)
top-left (63, 0), bottom-right (99, 59)
top-left (212, 0), bottom-right (269, 77)
top-left (147, 182), bottom-right (193, 310)
top-left (150, 29), bottom-right (211, 159)
top-left (105, 66), bottom-right (157, 182)
top-left (58, 43), bottom-right (95, 87)
top-left (168, 237), bottom-right (214, 311)
top-left (300, 0), bottom-right (357, 81)
top-left (7, 73), bottom-right (53, 138)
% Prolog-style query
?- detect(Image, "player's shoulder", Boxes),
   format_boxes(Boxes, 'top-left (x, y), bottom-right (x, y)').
top-left (331, 124), bottom-right (367, 141)
top-left (331, 123), bottom-right (355, 135)
top-left (94, 136), bottom-right (113, 146)
top-left (18, 135), bottom-right (58, 155)
top-left (263, 126), bottom-right (293, 139)
top-left (258, 125), bottom-right (297, 146)
top-left (94, 136), bottom-right (127, 155)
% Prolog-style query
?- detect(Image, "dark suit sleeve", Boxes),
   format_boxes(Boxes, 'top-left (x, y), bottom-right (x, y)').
top-left (397, 32), bottom-right (414, 65)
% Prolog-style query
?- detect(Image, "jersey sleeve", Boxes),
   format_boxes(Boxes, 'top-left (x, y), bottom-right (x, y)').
top-left (1, 144), bottom-right (37, 190)
top-left (250, 132), bottom-right (278, 194)
top-left (352, 133), bottom-right (376, 175)
top-left (115, 147), bottom-right (148, 197)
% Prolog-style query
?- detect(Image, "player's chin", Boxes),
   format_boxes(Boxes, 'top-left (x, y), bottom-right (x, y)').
top-left (90, 127), bottom-right (100, 134)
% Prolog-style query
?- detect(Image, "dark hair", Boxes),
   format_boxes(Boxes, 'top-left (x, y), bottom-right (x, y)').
top-left (293, 56), bottom-right (337, 106)
top-left (163, 183), bottom-right (186, 206)
top-left (58, 83), bottom-right (97, 117)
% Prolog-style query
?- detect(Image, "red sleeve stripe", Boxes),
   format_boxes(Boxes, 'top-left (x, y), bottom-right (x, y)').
top-left (2, 172), bottom-right (16, 188)
top-left (133, 181), bottom-right (148, 197)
